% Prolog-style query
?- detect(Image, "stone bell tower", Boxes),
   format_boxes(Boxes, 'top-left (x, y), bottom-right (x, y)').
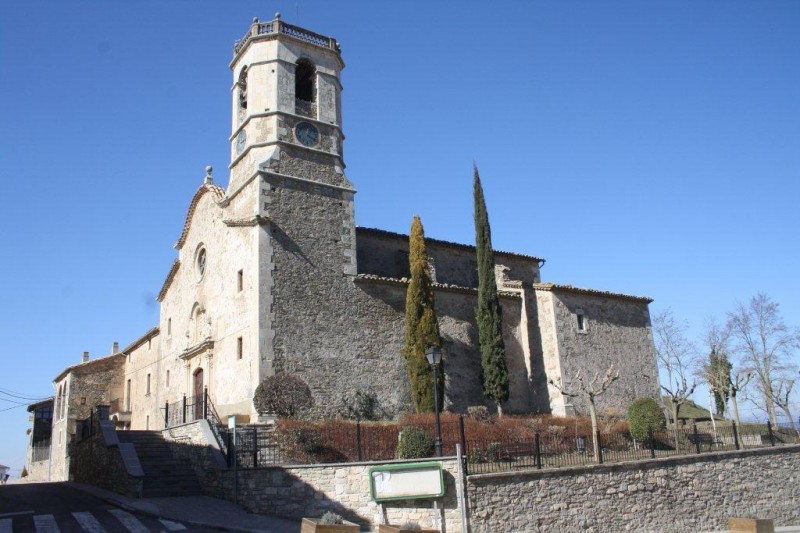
top-left (228, 15), bottom-right (358, 389)
top-left (228, 13), bottom-right (348, 192)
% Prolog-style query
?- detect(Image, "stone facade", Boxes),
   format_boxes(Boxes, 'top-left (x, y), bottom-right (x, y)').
top-left (467, 445), bottom-right (800, 532)
top-left (48, 353), bottom-right (124, 481)
top-left (33, 15), bottom-right (660, 450)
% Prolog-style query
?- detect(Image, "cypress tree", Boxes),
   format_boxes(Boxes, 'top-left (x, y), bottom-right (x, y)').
top-left (473, 166), bottom-right (509, 415)
top-left (404, 216), bottom-right (443, 413)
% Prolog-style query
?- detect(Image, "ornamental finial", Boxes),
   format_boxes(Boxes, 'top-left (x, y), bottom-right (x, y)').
top-left (275, 12), bottom-right (281, 19)
top-left (204, 165), bottom-right (213, 184)
top-left (252, 17), bottom-right (259, 23)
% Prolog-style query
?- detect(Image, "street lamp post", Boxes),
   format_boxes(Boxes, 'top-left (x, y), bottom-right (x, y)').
top-left (426, 346), bottom-right (444, 458)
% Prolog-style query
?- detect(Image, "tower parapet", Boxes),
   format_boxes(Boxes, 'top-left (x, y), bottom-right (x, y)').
top-left (232, 14), bottom-right (341, 61)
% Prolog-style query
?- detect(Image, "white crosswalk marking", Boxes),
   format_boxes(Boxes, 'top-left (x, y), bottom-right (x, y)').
top-left (72, 512), bottom-right (107, 533)
top-left (107, 509), bottom-right (149, 533)
top-left (33, 514), bottom-right (61, 533)
top-left (158, 518), bottom-right (187, 531)
top-left (0, 518), bottom-right (11, 533)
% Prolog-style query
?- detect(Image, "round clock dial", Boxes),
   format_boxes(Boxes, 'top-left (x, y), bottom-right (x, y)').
top-left (295, 122), bottom-right (319, 147)
top-left (236, 130), bottom-right (247, 154)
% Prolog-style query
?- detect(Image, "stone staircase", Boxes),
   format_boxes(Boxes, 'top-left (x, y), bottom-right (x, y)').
top-left (116, 430), bottom-right (203, 497)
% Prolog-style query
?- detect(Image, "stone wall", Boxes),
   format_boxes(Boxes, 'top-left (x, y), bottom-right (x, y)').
top-left (24, 457), bottom-right (50, 482)
top-left (211, 459), bottom-right (464, 532)
top-left (467, 445), bottom-right (800, 532)
top-left (356, 228), bottom-right (541, 288)
top-left (541, 288), bottom-right (660, 415)
top-left (70, 426), bottom-right (143, 498)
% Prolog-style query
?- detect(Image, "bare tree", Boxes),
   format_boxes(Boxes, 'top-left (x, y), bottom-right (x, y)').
top-left (727, 293), bottom-right (800, 427)
top-left (549, 365), bottom-right (619, 462)
top-left (773, 376), bottom-right (798, 435)
top-left (728, 369), bottom-right (752, 427)
top-left (653, 310), bottom-right (696, 447)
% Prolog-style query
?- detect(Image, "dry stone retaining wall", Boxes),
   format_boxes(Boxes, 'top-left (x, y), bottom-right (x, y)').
top-left (467, 445), bottom-right (800, 532)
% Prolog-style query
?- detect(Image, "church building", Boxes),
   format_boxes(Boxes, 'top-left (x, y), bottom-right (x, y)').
top-left (28, 15), bottom-right (659, 481)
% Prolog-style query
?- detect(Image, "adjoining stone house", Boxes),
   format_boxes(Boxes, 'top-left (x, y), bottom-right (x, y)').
top-left (23, 397), bottom-right (53, 481)
top-left (47, 350), bottom-right (125, 481)
top-left (29, 15), bottom-right (660, 478)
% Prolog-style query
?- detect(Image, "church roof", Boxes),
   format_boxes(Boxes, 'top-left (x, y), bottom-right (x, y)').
top-left (156, 260), bottom-right (180, 302)
top-left (356, 227), bottom-right (545, 263)
top-left (533, 282), bottom-right (653, 304)
top-left (174, 182), bottom-right (226, 250)
top-left (354, 273), bottom-right (522, 299)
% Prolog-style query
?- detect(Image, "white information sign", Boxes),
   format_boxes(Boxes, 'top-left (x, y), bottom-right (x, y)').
top-left (369, 462), bottom-right (444, 502)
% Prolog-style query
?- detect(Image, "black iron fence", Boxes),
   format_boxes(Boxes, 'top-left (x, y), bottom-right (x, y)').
top-left (162, 387), bottom-right (218, 428)
top-left (217, 416), bottom-right (800, 474)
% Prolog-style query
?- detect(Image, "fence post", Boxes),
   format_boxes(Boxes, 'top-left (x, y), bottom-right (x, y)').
top-left (692, 423), bottom-right (701, 454)
top-left (252, 426), bottom-right (258, 467)
top-left (648, 427), bottom-right (656, 459)
top-left (731, 421), bottom-right (740, 450)
top-left (767, 421), bottom-right (775, 446)
top-left (164, 402), bottom-right (169, 428)
top-left (182, 394), bottom-right (187, 425)
top-left (534, 432), bottom-right (542, 469)
top-left (226, 430), bottom-right (233, 467)
top-left (203, 387), bottom-right (209, 420)
top-left (596, 430), bottom-right (603, 464)
top-left (356, 420), bottom-right (362, 462)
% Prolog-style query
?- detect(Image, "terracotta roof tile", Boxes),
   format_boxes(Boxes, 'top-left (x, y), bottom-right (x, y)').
top-left (534, 282), bottom-right (653, 304)
top-left (354, 273), bottom-right (521, 299)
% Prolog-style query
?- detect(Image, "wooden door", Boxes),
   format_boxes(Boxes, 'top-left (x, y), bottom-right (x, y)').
top-left (193, 369), bottom-right (204, 420)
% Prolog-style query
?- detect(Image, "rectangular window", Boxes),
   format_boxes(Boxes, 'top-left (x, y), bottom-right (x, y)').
top-left (576, 309), bottom-right (586, 332)
top-left (146, 416), bottom-right (150, 430)
top-left (167, 318), bottom-right (172, 336)
top-left (237, 337), bottom-right (243, 360)
top-left (126, 379), bottom-right (131, 411)
top-left (166, 370), bottom-right (170, 387)
top-left (237, 269), bottom-right (244, 292)
top-left (146, 374), bottom-right (151, 395)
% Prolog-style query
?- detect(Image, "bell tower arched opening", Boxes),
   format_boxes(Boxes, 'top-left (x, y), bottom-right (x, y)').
top-left (295, 58), bottom-right (316, 118)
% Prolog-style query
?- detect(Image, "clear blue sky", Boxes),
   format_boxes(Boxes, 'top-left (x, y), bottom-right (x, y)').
top-left (1, 2), bottom-right (798, 474)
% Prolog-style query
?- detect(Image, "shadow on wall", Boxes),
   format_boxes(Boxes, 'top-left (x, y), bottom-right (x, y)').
top-left (159, 439), bottom-right (460, 531)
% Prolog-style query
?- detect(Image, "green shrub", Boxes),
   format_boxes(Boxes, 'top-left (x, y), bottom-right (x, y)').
top-left (396, 426), bottom-right (434, 459)
top-left (627, 397), bottom-right (666, 441)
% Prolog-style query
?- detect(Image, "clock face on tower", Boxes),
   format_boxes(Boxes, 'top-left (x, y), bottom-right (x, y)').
top-left (236, 130), bottom-right (246, 154)
top-left (295, 122), bottom-right (319, 147)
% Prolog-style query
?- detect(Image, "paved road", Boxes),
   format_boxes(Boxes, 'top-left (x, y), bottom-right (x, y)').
top-left (0, 483), bottom-right (218, 532)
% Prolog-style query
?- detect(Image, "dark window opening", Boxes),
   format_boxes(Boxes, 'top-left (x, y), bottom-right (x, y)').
top-left (295, 58), bottom-right (316, 118)
top-left (237, 269), bottom-right (244, 292)
top-left (237, 337), bottom-right (243, 360)
top-left (577, 313), bottom-right (586, 332)
top-left (237, 67), bottom-right (248, 109)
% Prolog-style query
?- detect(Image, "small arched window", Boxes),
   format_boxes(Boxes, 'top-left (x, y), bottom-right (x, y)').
top-left (237, 67), bottom-right (248, 110)
top-left (295, 58), bottom-right (316, 118)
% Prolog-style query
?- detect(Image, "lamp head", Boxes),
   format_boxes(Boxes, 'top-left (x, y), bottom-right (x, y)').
top-left (425, 346), bottom-right (442, 365)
